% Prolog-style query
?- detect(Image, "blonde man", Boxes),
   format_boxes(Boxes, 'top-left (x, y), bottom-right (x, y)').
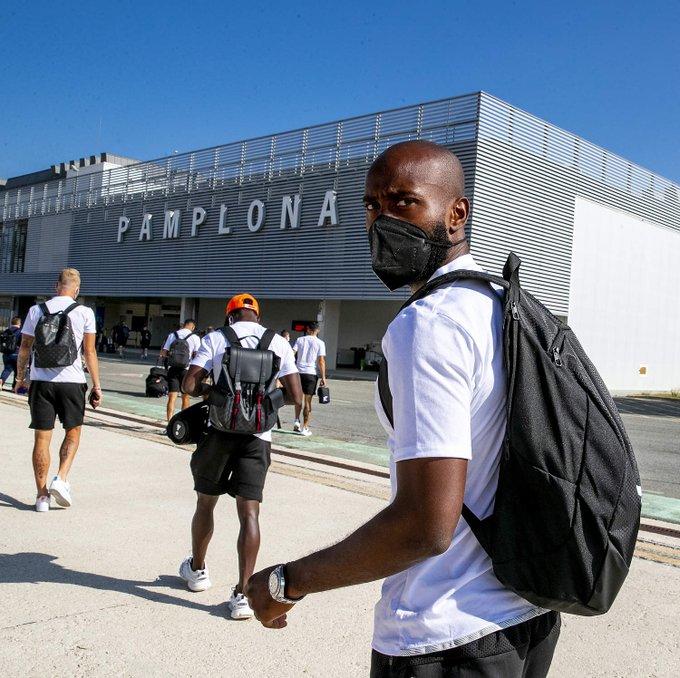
top-left (15, 268), bottom-right (102, 512)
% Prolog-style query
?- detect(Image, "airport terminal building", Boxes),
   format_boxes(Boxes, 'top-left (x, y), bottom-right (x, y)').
top-left (1, 92), bottom-right (679, 390)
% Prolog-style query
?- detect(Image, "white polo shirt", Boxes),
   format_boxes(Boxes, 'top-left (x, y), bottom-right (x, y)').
top-left (190, 322), bottom-right (298, 442)
top-left (293, 335), bottom-right (326, 375)
top-left (372, 254), bottom-right (543, 657)
top-left (162, 328), bottom-right (201, 357)
top-left (21, 296), bottom-right (96, 384)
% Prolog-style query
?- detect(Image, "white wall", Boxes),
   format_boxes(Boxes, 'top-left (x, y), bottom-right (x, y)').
top-left (569, 198), bottom-right (680, 391)
top-left (337, 300), bottom-right (402, 351)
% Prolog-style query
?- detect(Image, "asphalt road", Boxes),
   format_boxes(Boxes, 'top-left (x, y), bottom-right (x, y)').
top-left (90, 352), bottom-right (680, 501)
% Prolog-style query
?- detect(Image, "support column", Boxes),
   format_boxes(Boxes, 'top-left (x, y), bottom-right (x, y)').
top-left (180, 297), bottom-right (199, 322)
top-left (318, 299), bottom-right (341, 371)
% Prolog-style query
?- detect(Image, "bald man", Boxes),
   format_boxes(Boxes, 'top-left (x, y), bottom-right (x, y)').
top-left (247, 141), bottom-right (559, 677)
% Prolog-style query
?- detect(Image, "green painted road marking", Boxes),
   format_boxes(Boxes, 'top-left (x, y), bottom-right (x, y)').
top-left (272, 430), bottom-right (390, 468)
top-left (641, 492), bottom-right (680, 524)
top-left (98, 390), bottom-right (680, 524)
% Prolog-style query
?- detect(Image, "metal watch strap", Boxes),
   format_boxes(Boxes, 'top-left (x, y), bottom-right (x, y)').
top-left (270, 564), bottom-right (304, 604)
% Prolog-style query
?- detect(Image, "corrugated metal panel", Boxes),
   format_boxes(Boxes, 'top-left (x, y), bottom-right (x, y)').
top-left (0, 94), bottom-right (480, 299)
top-left (471, 93), bottom-right (680, 315)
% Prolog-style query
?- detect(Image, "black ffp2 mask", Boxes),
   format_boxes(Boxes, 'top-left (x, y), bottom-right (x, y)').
top-left (368, 215), bottom-right (461, 291)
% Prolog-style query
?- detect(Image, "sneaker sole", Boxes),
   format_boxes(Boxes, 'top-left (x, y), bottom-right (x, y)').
top-left (230, 609), bottom-right (254, 620)
top-left (186, 579), bottom-right (211, 592)
top-left (49, 487), bottom-right (71, 507)
top-left (35, 505), bottom-right (49, 512)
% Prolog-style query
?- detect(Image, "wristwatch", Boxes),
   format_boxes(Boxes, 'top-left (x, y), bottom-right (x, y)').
top-left (268, 564), bottom-right (304, 604)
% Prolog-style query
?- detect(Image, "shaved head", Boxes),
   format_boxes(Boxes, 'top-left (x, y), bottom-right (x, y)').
top-left (369, 140), bottom-right (466, 198)
top-left (363, 141), bottom-right (471, 281)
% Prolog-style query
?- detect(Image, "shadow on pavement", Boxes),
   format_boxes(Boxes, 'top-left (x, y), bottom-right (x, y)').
top-left (0, 492), bottom-right (34, 512)
top-left (0, 552), bottom-right (239, 619)
top-left (615, 397), bottom-right (680, 419)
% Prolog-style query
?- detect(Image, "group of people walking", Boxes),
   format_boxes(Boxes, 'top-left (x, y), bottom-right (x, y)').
top-left (5, 141), bottom-right (570, 677)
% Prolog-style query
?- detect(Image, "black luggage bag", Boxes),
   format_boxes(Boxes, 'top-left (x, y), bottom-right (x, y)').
top-left (146, 366), bottom-right (168, 397)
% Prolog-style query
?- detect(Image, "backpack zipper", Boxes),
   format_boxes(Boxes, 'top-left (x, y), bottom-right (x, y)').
top-left (552, 346), bottom-right (563, 367)
top-left (511, 301), bottom-right (520, 320)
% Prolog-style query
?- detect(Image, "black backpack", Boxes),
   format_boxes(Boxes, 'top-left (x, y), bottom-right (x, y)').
top-left (0, 328), bottom-right (19, 355)
top-left (145, 366), bottom-right (168, 397)
top-left (378, 253), bottom-right (641, 616)
top-left (33, 302), bottom-right (80, 368)
top-left (167, 331), bottom-right (195, 369)
top-left (208, 326), bottom-right (284, 435)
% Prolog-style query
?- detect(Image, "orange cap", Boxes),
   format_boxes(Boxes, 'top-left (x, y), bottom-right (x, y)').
top-left (226, 293), bottom-right (260, 317)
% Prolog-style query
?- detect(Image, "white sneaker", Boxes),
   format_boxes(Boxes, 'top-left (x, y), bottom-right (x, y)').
top-left (228, 588), bottom-right (254, 620)
top-left (48, 476), bottom-right (72, 507)
top-left (293, 420), bottom-right (301, 433)
top-left (179, 556), bottom-right (212, 592)
top-left (301, 427), bottom-right (312, 437)
top-left (35, 495), bottom-right (50, 512)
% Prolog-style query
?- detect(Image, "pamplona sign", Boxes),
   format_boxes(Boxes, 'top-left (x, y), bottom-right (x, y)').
top-left (116, 190), bottom-right (338, 243)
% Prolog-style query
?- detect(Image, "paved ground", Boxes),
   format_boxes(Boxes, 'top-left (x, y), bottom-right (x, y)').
top-left (78, 353), bottom-right (680, 520)
top-left (1, 399), bottom-right (680, 677)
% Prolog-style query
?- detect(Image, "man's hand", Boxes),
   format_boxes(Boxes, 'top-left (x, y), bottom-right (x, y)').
top-left (13, 379), bottom-right (25, 394)
top-left (245, 565), bottom-right (294, 629)
top-left (89, 386), bottom-right (103, 409)
top-left (320, 377), bottom-right (327, 387)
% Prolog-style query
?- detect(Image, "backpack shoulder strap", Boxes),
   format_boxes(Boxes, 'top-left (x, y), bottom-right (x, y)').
top-left (377, 359), bottom-right (393, 426)
top-left (39, 302), bottom-right (50, 316)
top-left (62, 302), bottom-right (80, 316)
top-left (220, 325), bottom-right (242, 347)
top-left (258, 329), bottom-right (277, 351)
top-left (173, 331), bottom-right (179, 340)
top-left (400, 270), bottom-right (509, 312)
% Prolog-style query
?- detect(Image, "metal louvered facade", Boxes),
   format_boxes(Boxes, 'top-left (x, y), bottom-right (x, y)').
top-left (1, 91), bottom-right (678, 316)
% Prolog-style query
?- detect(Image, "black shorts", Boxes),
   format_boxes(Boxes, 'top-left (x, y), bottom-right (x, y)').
top-left (29, 381), bottom-right (87, 430)
top-left (167, 366), bottom-right (187, 393)
top-left (190, 429), bottom-right (271, 501)
top-left (299, 373), bottom-right (318, 396)
top-left (370, 611), bottom-right (560, 678)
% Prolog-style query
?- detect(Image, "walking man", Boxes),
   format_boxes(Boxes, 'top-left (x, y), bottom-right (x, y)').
top-left (292, 322), bottom-right (327, 436)
top-left (246, 141), bottom-right (559, 676)
top-left (159, 319), bottom-right (200, 424)
top-left (0, 316), bottom-right (22, 390)
top-left (140, 325), bottom-right (152, 359)
top-left (113, 319), bottom-right (130, 358)
top-left (180, 294), bottom-right (302, 619)
top-left (14, 268), bottom-right (102, 512)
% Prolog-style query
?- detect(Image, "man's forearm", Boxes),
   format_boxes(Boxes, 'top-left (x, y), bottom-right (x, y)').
top-left (286, 502), bottom-right (450, 599)
top-left (83, 351), bottom-right (101, 388)
top-left (16, 347), bottom-right (30, 382)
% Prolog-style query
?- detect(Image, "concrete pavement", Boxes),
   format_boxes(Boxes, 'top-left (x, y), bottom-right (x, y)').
top-left (1, 397), bottom-right (679, 677)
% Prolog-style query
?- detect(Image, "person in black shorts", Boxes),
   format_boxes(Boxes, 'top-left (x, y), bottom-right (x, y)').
top-left (139, 325), bottom-right (152, 359)
top-left (180, 293), bottom-right (302, 620)
top-left (14, 268), bottom-right (103, 512)
top-left (159, 320), bottom-right (200, 425)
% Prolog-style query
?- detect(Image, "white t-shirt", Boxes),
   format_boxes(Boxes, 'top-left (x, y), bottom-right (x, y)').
top-left (372, 254), bottom-right (543, 657)
top-left (22, 296), bottom-right (96, 384)
top-left (162, 327), bottom-right (201, 357)
top-left (190, 322), bottom-right (298, 442)
top-left (293, 334), bottom-right (326, 375)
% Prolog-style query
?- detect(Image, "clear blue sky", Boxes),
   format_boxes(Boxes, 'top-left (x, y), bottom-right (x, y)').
top-left (1, 1), bottom-right (679, 182)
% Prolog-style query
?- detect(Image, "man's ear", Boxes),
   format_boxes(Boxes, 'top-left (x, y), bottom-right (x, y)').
top-left (448, 197), bottom-right (470, 231)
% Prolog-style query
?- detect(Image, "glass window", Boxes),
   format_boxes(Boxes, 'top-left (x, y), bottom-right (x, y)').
top-left (0, 219), bottom-right (28, 273)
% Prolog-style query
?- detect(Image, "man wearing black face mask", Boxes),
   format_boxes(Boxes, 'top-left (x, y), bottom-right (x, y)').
top-left (246, 141), bottom-right (559, 677)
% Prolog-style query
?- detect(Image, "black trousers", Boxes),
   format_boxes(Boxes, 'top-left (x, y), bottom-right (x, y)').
top-left (370, 611), bottom-right (560, 678)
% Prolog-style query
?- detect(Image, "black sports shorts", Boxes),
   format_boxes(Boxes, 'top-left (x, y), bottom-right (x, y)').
top-left (29, 381), bottom-right (87, 430)
top-left (167, 366), bottom-right (187, 393)
top-left (370, 611), bottom-right (560, 678)
top-left (299, 373), bottom-right (318, 396)
top-left (190, 428), bottom-right (271, 501)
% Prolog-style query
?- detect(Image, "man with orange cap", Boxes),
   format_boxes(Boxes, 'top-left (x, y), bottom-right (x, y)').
top-left (179, 293), bottom-right (302, 620)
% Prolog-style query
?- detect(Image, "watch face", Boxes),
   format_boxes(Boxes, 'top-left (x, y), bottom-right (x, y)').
top-left (268, 568), bottom-right (280, 598)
